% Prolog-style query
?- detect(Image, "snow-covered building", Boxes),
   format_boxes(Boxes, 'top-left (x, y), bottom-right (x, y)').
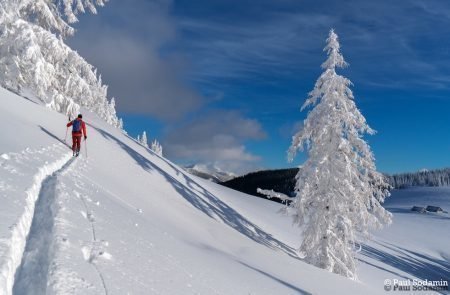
top-left (426, 205), bottom-right (445, 213)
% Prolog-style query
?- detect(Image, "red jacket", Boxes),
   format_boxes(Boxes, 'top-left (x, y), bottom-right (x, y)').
top-left (67, 118), bottom-right (87, 137)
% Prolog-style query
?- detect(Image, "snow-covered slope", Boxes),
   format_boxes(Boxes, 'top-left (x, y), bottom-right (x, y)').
top-left (358, 187), bottom-right (450, 291)
top-left (0, 87), bottom-right (448, 294)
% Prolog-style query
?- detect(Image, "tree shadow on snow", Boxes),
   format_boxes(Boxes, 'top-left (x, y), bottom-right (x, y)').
top-left (359, 241), bottom-right (450, 292)
top-left (239, 261), bottom-right (312, 294)
top-left (91, 126), bottom-right (299, 259)
top-left (39, 126), bottom-right (71, 149)
top-left (191, 243), bottom-right (310, 293)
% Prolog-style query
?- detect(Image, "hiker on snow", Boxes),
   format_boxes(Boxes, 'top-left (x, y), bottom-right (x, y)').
top-left (67, 114), bottom-right (87, 156)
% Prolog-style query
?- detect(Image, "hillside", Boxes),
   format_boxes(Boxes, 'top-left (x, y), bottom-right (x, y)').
top-left (221, 167), bottom-right (450, 203)
top-left (0, 87), bottom-right (448, 294)
top-left (221, 168), bottom-right (298, 203)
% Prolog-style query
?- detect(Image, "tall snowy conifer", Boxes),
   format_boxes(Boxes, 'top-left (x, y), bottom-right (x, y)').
top-left (140, 131), bottom-right (148, 148)
top-left (288, 29), bottom-right (391, 279)
top-left (0, 0), bottom-right (121, 128)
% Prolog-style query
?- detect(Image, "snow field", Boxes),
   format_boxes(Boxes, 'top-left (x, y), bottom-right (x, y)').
top-left (1, 87), bottom-right (448, 294)
top-left (0, 90), bottom-right (375, 294)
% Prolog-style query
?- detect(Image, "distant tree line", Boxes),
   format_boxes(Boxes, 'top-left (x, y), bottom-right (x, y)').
top-left (387, 168), bottom-right (450, 188)
top-left (221, 167), bottom-right (450, 203)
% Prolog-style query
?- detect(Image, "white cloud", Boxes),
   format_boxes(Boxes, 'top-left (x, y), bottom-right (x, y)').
top-left (163, 110), bottom-right (266, 174)
top-left (68, 0), bottom-right (203, 121)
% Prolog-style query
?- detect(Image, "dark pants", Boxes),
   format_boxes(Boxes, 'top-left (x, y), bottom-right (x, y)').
top-left (72, 134), bottom-right (82, 153)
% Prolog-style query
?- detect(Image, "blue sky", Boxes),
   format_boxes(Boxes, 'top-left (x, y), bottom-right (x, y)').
top-left (68, 0), bottom-right (450, 175)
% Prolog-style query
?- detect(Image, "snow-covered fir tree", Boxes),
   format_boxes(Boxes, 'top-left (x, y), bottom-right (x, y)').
top-left (139, 131), bottom-right (148, 148)
top-left (151, 139), bottom-right (163, 157)
top-left (0, 0), bottom-right (121, 128)
top-left (287, 29), bottom-right (391, 279)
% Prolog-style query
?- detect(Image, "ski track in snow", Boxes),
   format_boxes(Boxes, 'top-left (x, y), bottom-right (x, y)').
top-left (8, 151), bottom-right (110, 295)
top-left (0, 144), bottom-right (72, 295)
top-left (12, 157), bottom-right (75, 295)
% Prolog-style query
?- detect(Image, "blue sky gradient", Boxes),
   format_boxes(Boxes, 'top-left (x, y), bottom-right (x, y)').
top-left (69, 0), bottom-right (450, 174)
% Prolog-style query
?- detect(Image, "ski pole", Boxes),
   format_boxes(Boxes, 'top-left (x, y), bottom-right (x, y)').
top-left (64, 127), bottom-right (68, 143)
top-left (64, 116), bottom-right (71, 144)
top-left (84, 137), bottom-right (88, 158)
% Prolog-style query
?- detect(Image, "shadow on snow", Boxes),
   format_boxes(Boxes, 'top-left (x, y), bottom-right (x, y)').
top-left (359, 241), bottom-right (450, 294)
top-left (41, 124), bottom-right (450, 292)
top-left (91, 125), bottom-right (299, 259)
top-left (39, 126), bottom-right (71, 149)
top-left (239, 261), bottom-right (312, 294)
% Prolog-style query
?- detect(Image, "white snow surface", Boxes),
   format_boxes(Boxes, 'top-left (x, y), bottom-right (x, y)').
top-left (0, 86), bottom-right (449, 294)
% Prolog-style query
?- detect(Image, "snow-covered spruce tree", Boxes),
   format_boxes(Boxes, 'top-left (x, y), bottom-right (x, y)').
top-left (140, 131), bottom-right (148, 148)
top-left (151, 139), bottom-right (163, 157)
top-left (287, 29), bottom-right (391, 279)
top-left (0, 0), bottom-right (121, 127)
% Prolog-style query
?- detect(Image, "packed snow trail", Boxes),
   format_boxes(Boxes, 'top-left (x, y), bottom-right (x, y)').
top-left (0, 144), bottom-right (72, 295)
top-left (12, 157), bottom-right (75, 295)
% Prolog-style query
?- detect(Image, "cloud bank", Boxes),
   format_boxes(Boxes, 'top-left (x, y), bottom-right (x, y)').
top-left (69, 0), bottom-right (202, 121)
top-left (163, 110), bottom-right (267, 174)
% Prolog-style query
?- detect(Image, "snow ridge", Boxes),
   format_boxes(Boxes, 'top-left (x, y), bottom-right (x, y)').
top-left (0, 146), bottom-right (72, 295)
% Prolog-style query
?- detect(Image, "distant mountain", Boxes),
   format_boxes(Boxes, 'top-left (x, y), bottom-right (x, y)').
top-left (184, 164), bottom-right (236, 183)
